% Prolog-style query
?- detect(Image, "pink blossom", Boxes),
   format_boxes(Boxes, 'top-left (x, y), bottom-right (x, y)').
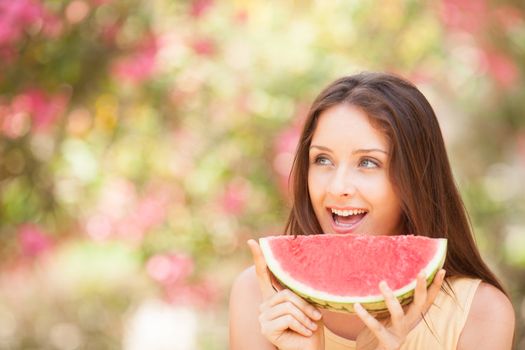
top-left (0, 0), bottom-right (44, 46)
top-left (146, 253), bottom-right (194, 285)
top-left (190, 37), bottom-right (216, 56)
top-left (18, 223), bottom-right (53, 258)
top-left (218, 178), bottom-right (250, 215)
top-left (10, 88), bottom-right (69, 133)
top-left (134, 192), bottom-right (170, 229)
top-left (189, 0), bottom-right (214, 18)
top-left (439, 0), bottom-right (489, 35)
top-left (234, 9), bottom-right (249, 25)
top-left (40, 11), bottom-right (63, 39)
top-left (85, 213), bottom-right (113, 242)
top-left (112, 190), bottom-right (170, 243)
top-left (85, 181), bottom-right (173, 244)
top-left (0, 101), bottom-right (30, 138)
top-left (111, 35), bottom-right (158, 85)
top-left (479, 50), bottom-right (519, 89)
top-left (164, 279), bottom-right (219, 309)
top-left (99, 21), bottom-right (121, 45)
top-left (89, 0), bottom-right (113, 6)
top-left (65, 0), bottom-right (91, 24)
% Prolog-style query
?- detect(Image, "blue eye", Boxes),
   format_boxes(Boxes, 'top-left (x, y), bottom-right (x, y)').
top-left (314, 155), bottom-right (332, 166)
top-left (359, 158), bottom-right (379, 168)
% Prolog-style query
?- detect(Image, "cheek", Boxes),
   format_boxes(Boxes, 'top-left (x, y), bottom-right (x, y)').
top-left (365, 177), bottom-right (401, 214)
top-left (375, 184), bottom-right (402, 220)
top-left (307, 170), bottom-right (323, 197)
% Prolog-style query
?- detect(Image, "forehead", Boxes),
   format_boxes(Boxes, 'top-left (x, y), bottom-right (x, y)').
top-left (311, 104), bottom-right (389, 150)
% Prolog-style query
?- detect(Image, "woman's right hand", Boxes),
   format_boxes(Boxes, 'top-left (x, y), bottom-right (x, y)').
top-left (248, 239), bottom-right (324, 350)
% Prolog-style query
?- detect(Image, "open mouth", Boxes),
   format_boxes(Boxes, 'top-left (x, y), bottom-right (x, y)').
top-left (329, 208), bottom-right (368, 233)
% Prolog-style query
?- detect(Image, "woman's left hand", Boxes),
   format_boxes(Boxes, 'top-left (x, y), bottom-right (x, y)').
top-left (355, 269), bottom-right (446, 350)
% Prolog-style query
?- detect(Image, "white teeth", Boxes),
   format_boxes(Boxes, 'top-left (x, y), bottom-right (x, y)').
top-left (330, 208), bottom-right (367, 216)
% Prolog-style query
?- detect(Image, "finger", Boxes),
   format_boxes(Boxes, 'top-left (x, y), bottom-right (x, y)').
top-left (354, 303), bottom-right (399, 347)
top-left (379, 281), bottom-right (404, 331)
top-left (424, 269), bottom-right (446, 307)
top-left (265, 289), bottom-right (323, 321)
top-left (407, 269), bottom-right (445, 321)
top-left (247, 239), bottom-right (275, 298)
top-left (266, 314), bottom-right (313, 337)
top-left (263, 300), bottom-right (319, 331)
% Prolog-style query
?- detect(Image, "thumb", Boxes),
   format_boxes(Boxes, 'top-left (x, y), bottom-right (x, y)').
top-left (247, 239), bottom-right (276, 299)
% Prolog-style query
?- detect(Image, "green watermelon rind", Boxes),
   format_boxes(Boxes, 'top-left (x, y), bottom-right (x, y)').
top-left (259, 235), bottom-right (447, 315)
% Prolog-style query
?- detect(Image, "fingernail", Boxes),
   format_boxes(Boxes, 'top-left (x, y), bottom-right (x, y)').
top-left (354, 303), bottom-right (363, 313)
top-left (313, 310), bottom-right (322, 319)
top-left (310, 321), bottom-right (317, 330)
top-left (379, 280), bottom-right (390, 291)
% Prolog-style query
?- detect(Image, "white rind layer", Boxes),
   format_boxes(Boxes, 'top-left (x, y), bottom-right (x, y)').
top-left (259, 235), bottom-right (447, 314)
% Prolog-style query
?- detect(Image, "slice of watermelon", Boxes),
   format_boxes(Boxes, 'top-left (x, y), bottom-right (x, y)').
top-left (259, 234), bottom-right (447, 315)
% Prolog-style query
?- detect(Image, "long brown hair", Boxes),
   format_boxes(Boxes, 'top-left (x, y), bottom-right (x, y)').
top-left (284, 72), bottom-right (506, 294)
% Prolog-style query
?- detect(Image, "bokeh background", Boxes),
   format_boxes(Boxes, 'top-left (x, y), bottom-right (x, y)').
top-left (1, 0), bottom-right (524, 349)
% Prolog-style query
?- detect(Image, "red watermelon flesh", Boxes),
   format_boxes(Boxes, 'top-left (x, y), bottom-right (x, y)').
top-left (259, 234), bottom-right (447, 313)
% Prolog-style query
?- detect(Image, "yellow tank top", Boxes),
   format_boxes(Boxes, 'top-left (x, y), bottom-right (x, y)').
top-left (324, 277), bottom-right (482, 350)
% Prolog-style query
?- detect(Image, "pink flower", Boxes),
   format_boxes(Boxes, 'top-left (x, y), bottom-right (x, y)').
top-left (164, 278), bottom-right (219, 309)
top-left (111, 35), bottom-right (158, 85)
top-left (234, 9), bottom-right (249, 24)
top-left (11, 88), bottom-right (69, 133)
top-left (134, 192), bottom-right (170, 229)
top-left (479, 50), bottom-right (519, 90)
top-left (65, 0), bottom-right (91, 25)
top-left (113, 190), bottom-right (170, 243)
top-left (99, 21), bottom-right (121, 46)
top-left (1, 101), bottom-right (31, 138)
top-left (146, 253), bottom-right (194, 285)
top-left (439, 0), bottom-right (489, 35)
top-left (89, 0), bottom-right (112, 6)
top-left (218, 178), bottom-right (250, 215)
top-left (85, 181), bottom-right (174, 244)
top-left (0, 0), bottom-right (44, 46)
top-left (18, 223), bottom-right (53, 258)
top-left (189, 0), bottom-right (214, 18)
top-left (190, 37), bottom-right (216, 56)
top-left (40, 11), bottom-right (63, 39)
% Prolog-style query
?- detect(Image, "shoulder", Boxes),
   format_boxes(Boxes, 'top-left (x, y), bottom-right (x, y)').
top-left (229, 265), bottom-right (261, 320)
top-left (458, 281), bottom-right (515, 350)
top-left (229, 266), bottom-right (275, 350)
top-left (231, 265), bottom-right (259, 295)
top-left (230, 265), bottom-right (262, 312)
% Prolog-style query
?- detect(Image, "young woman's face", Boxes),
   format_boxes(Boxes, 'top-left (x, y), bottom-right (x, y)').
top-left (308, 103), bottom-right (403, 236)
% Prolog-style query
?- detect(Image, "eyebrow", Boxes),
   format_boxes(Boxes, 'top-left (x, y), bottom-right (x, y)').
top-left (309, 145), bottom-right (388, 155)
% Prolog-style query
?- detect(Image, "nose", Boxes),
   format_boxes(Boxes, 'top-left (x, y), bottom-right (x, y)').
top-left (327, 165), bottom-right (356, 198)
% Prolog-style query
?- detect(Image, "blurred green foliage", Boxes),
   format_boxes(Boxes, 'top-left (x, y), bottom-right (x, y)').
top-left (0, 0), bottom-right (524, 349)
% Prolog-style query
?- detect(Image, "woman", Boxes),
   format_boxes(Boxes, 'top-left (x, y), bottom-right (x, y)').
top-left (229, 72), bottom-right (515, 349)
